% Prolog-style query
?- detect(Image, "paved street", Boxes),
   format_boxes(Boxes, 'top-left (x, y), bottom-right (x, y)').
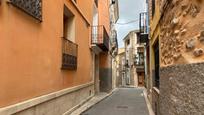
top-left (81, 88), bottom-right (149, 115)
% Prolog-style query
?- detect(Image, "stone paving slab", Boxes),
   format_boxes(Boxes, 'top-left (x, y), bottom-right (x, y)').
top-left (81, 88), bottom-right (149, 115)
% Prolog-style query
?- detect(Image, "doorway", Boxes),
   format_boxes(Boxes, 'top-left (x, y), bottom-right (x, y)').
top-left (138, 72), bottom-right (145, 87)
top-left (154, 40), bottom-right (160, 88)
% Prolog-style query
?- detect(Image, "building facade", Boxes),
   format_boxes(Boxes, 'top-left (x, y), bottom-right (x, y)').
top-left (97, 0), bottom-right (118, 92)
top-left (147, 0), bottom-right (161, 114)
top-left (123, 30), bottom-right (145, 87)
top-left (115, 48), bottom-right (125, 87)
top-left (0, 0), bottom-right (116, 114)
top-left (147, 0), bottom-right (204, 115)
top-left (110, 0), bottom-right (119, 89)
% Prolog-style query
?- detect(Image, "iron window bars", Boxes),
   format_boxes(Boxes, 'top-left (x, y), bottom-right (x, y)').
top-left (9, 0), bottom-right (42, 21)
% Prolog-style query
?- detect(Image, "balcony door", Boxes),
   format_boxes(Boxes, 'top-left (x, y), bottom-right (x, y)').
top-left (92, 5), bottom-right (99, 43)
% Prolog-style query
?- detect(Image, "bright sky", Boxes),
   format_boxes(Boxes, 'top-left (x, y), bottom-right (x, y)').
top-left (116, 0), bottom-right (146, 48)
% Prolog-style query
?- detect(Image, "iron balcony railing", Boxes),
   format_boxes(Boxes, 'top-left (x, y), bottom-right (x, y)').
top-left (91, 25), bottom-right (109, 51)
top-left (139, 12), bottom-right (149, 44)
top-left (136, 63), bottom-right (145, 72)
top-left (62, 37), bottom-right (78, 70)
top-left (135, 53), bottom-right (145, 72)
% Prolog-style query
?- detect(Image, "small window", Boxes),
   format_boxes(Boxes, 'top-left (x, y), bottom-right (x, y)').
top-left (62, 5), bottom-right (77, 70)
top-left (126, 39), bottom-right (130, 45)
top-left (63, 6), bottom-right (75, 42)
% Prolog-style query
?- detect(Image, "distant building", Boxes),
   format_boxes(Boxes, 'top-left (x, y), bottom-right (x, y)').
top-left (110, 0), bottom-right (119, 89)
top-left (115, 48), bottom-right (125, 87)
top-left (123, 30), bottom-right (145, 87)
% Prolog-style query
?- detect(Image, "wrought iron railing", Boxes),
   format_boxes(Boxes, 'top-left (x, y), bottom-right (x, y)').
top-left (139, 12), bottom-right (149, 44)
top-left (62, 37), bottom-right (78, 70)
top-left (9, 0), bottom-right (42, 21)
top-left (139, 12), bottom-right (148, 34)
top-left (91, 25), bottom-right (109, 51)
top-left (136, 64), bottom-right (145, 72)
top-left (135, 57), bottom-right (145, 72)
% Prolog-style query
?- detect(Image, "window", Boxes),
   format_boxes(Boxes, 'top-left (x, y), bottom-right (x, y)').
top-left (138, 52), bottom-right (144, 65)
top-left (126, 39), bottom-right (130, 45)
top-left (63, 6), bottom-right (75, 42)
top-left (62, 5), bottom-right (77, 70)
top-left (152, 0), bottom-right (155, 17)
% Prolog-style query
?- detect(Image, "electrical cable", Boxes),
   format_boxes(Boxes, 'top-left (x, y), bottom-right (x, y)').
top-left (116, 19), bottom-right (139, 25)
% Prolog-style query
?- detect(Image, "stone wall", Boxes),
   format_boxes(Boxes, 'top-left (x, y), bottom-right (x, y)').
top-left (159, 62), bottom-right (204, 115)
top-left (152, 88), bottom-right (160, 115)
top-left (160, 0), bottom-right (204, 66)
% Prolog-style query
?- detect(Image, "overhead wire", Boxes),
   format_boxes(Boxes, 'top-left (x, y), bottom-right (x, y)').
top-left (116, 19), bottom-right (139, 25)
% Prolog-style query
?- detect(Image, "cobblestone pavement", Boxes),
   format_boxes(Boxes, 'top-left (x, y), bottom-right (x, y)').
top-left (81, 88), bottom-right (149, 115)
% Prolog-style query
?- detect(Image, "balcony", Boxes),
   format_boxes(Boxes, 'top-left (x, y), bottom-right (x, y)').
top-left (91, 25), bottom-right (109, 53)
top-left (135, 52), bottom-right (145, 72)
top-left (62, 37), bottom-right (78, 70)
top-left (136, 64), bottom-right (145, 72)
top-left (139, 12), bottom-right (149, 44)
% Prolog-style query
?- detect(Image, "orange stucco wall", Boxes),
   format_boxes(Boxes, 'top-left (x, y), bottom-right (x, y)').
top-left (98, 0), bottom-right (110, 34)
top-left (98, 0), bottom-right (111, 68)
top-left (0, 0), bottom-right (93, 107)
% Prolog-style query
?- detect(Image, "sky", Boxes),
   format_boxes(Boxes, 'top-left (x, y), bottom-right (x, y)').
top-left (116, 0), bottom-right (146, 48)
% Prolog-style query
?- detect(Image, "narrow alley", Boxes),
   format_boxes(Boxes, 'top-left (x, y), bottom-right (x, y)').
top-left (81, 88), bottom-right (149, 115)
top-left (0, 0), bottom-right (204, 115)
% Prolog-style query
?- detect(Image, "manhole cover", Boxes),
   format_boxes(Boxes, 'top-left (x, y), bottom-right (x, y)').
top-left (116, 105), bottom-right (128, 109)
